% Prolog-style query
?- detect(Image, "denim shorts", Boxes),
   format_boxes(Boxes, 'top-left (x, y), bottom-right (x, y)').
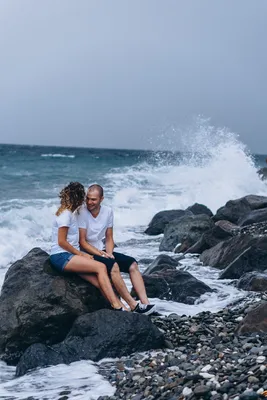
top-left (50, 252), bottom-right (74, 272)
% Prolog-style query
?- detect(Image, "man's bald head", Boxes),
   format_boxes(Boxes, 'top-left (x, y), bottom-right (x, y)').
top-left (88, 184), bottom-right (104, 198)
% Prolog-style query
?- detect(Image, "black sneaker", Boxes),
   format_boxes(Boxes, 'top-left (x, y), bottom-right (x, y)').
top-left (132, 303), bottom-right (156, 315)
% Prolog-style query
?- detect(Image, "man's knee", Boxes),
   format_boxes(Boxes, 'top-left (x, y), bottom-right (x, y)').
top-left (111, 263), bottom-right (120, 276)
top-left (129, 262), bottom-right (139, 273)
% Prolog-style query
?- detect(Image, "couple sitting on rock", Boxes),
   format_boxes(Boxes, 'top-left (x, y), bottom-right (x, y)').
top-left (50, 182), bottom-right (156, 315)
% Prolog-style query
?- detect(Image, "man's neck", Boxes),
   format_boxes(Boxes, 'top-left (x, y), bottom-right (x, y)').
top-left (88, 206), bottom-right (101, 218)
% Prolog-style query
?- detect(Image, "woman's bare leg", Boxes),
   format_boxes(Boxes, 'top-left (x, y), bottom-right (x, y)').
top-left (65, 256), bottom-right (121, 309)
top-left (79, 273), bottom-right (127, 310)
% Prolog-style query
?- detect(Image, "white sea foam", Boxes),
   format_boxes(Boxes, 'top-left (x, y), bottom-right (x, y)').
top-left (0, 360), bottom-right (115, 399)
top-left (41, 153), bottom-right (75, 158)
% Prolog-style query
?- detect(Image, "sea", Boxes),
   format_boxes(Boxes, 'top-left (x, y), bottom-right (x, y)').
top-left (0, 125), bottom-right (267, 399)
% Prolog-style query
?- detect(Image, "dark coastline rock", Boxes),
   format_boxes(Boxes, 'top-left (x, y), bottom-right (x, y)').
top-left (183, 220), bottom-right (238, 255)
top-left (136, 270), bottom-right (212, 304)
top-left (219, 241), bottom-right (267, 279)
top-left (237, 272), bottom-right (267, 292)
top-left (186, 203), bottom-right (213, 217)
top-left (143, 254), bottom-right (179, 275)
top-left (16, 309), bottom-right (164, 376)
top-left (213, 195), bottom-right (267, 224)
top-left (213, 198), bottom-right (251, 224)
top-left (236, 301), bottom-right (267, 334)
top-left (159, 214), bottom-right (214, 252)
top-left (258, 167), bottom-right (267, 180)
top-left (200, 234), bottom-right (255, 270)
top-left (238, 208), bottom-right (267, 227)
top-left (144, 209), bottom-right (192, 235)
top-left (0, 248), bottom-right (108, 365)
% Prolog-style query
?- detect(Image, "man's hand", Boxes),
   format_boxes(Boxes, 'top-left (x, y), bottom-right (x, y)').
top-left (99, 251), bottom-right (114, 259)
top-left (81, 253), bottom-right (94, 260)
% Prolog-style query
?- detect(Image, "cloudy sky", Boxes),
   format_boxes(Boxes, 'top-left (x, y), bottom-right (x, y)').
top-left (0, 0), bottom-right (266, 153)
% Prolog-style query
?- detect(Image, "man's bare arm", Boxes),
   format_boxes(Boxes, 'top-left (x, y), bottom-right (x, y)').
top-left (105, 227), bottom-right (115, 256)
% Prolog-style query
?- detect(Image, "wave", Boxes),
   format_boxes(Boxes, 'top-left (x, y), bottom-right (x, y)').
top-left (41, 154), bottom-right (75, 158)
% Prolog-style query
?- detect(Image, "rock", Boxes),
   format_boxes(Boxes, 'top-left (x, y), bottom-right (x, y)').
top-left (160, 214), bottom-right (214, 252)
top-left (144, 209), bottom-right (192, 235)
top-left (213, 195), bottom-right (267, 224)
top-left (186, 203), bottom-right (213, 217)
top-left (213, 197), bottom-right (251, 224)
top-left (16, 309), bottom-right (164, 376)
top-left (200, 234), bottom-right (254, 270)
top-left (143, 254), bottom-right (179, 275)
top-left (244, 195), bottom-right (267, 210)
top-left (237, 272), bottom-right (267, 292)
top-left (236, 302), bottom-right (267, 335)
top-left (258, 167), bottom-right (267, 181)
top-left (239, 208), bottom-right (267, 227)
top-left (185, 220), bottom-right (238, 255)
top-left (219, 236), bottom-right (267, 279)
top-left (133, 270), bottom-right (212, 304)
top-left (0, 248), bottom-right (108, 365)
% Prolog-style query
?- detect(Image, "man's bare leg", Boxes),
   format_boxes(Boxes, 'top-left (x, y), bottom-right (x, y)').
top-left (79, 273), bottom-right (127, 310)
top-left (129, 262), bottom-right (150, 305)
top-left (110, 264), bottom-right (138, 311)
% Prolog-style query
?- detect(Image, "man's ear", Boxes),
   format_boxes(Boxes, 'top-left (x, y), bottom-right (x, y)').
top-left (100, 196), bottom-right (104, 203)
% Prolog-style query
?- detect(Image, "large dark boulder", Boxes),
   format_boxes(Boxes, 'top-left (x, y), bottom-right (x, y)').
top-left (219, 237), bottom-right (267, 279)
top-left (16, 309), bottom-right (164, 376)
top-left (238, 208), bottom-right (267, 227)
top-left (143, 254), bottom-right (179, 275)
top-left (184, 220), bottom-right (238, 255)
top-left (213, 195), bottom-right (267, 225)
top-left (237, 272), bottom-right (267, 292)
top-left (0, 248), bottom-right (108, 365)
top-left (144, 210), bottom-right (192, 235)
top-left (159, 214), bottom-right (214, 252)
top-left (236, 302), bottom-right (267, 335)
top-left (200, 234), bottom-right (255, 270)
top-left (213, 198), bottom-right (251, 224)
top-left (133, 269), bottom-right (212, 304)
top-left (243, 195), bottom-right (267, 210)
top-left (186, 203), bottom-right (213, 217)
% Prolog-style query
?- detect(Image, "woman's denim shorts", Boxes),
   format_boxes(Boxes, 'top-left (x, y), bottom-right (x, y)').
top-left (50, 252), bottom-right (74, 272)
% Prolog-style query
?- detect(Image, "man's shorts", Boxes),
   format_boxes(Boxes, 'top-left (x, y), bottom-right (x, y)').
top-left (50, 252), bottom-right (74, 272)
top-left (93, 251), bottom-right (137, 275)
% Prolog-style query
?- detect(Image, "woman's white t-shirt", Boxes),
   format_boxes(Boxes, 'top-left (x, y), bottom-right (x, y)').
top-left (50, 209), bottom-right (80, 255)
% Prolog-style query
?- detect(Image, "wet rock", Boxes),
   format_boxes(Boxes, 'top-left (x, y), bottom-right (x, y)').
top-left (16, 309), bottom-right (164, 376)
top-left (219, 236), bottom-right (267, 279)
top-left (239, 208), bottom-right (267, 227)
top-left (186, 203), bottom-right (213, 217)
top-left (237, 272), bottom-right (267, 292)
top-left (213, 197), bottom-right (251, 224)
top-left (144, 209), bottom-right (192, 235)
top-left (136, 269), bottom-right (212, 304)
top-left (160, 214), bottom-right (214, 252)
top-left (236, 301), bottom-right (267, 335)
top-left (257, 167), bottom-right (267, 181)
top-left (143, 254), bottom-right (179, 275)
top-left (0, 248), bottom-right (108, 365)
top-left (185, 220), bottom-right (238, 255)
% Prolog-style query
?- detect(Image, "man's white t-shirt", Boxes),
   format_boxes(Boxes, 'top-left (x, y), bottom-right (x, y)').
top-left (77, 205), bottom-right (113, 250)
top-left (50, 209), bottom-right (80, 255)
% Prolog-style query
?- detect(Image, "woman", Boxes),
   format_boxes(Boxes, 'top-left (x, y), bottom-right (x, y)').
top-left (50, 182), bottom-right (124, 310)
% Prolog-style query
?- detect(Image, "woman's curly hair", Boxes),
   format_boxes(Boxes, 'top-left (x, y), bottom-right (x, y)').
top-left (56, 182), bottom-right (85, 216)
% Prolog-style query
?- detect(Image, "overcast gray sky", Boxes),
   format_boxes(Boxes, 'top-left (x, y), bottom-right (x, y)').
top-left (0, 0), bottom-right (266, 152)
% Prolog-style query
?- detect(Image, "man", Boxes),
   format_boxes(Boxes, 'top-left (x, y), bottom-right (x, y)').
top-left (77, 184), bottom-right (156, 315)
